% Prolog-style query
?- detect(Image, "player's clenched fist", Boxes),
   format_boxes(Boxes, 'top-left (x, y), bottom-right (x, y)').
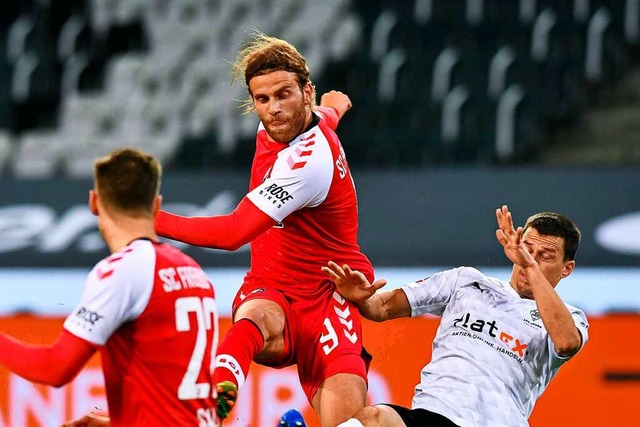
top-left (320, 90), bottom-right (352, 119)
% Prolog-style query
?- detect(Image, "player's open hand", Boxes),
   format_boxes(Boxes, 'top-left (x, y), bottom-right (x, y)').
top-left (322, 261), bottom-right (387, 304)
top-left (320, 91), bottom-right (352, 119)
top-left (495, 205), bottom-right (536, 269)
top-left (60, 412), bottom-right (111, 427)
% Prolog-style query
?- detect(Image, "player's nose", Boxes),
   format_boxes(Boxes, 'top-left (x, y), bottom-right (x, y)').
top-left (268, 99), bottom-right (281, 115)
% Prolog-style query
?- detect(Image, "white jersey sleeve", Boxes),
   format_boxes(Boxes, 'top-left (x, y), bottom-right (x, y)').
top-left (63, 241), bottom-right (156, 345)
top-left (550, 305), bottom-right (589, 363)
top-left (246, 128), bottom-right (333, 222)
top-left (401, 267), bottom-right (466, 316)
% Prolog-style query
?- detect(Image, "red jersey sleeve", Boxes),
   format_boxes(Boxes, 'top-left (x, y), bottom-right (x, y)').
top-left (315, 106), bottom-right (340, 130)
top-left (0, 329), bottom-right (96, 387)
top-left (155, 197), bottom-right (275, 250)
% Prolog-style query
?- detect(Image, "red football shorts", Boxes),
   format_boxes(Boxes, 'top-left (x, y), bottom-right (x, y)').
top-left (231, 281), bottom-right (371, 402)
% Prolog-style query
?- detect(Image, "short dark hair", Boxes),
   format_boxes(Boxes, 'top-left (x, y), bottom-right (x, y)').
top-left (523, 212), bottom-right (581, 261)
top-left (93, 148), bottom-right (162, 216)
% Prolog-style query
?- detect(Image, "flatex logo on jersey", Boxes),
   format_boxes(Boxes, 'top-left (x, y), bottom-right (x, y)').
top-left (453, 312), bottom-right (528, 363)
top-left (258, 183), bottom-right (294, 209)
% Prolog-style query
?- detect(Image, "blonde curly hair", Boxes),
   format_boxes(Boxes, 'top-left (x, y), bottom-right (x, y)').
top-left (233, 30), bottom-right (316, 112)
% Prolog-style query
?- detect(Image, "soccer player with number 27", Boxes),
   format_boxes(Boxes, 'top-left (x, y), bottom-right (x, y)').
top-left (0, 149), bottom-right (220, 427)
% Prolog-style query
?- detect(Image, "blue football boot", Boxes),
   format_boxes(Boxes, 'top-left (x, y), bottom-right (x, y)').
top-left (278, 409), bottom-right (307, 427)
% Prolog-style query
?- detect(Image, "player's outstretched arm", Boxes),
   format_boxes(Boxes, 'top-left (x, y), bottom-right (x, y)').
top-left (322, 261), bottom-right (411, 322)
top-left (155, 197), bottom-right (275, 250)
top-left (0, 329), bottom-right (96, 387)
top-left (495, 205), bottom-right (582, 357)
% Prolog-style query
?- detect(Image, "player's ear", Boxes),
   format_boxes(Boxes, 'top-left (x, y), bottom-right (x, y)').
top-left (152, 195), bottom-right (162, 217)
top-left (303, 81), bottom-right (314, 106)
top-left (561, 260), bottom-right (575, 279)
top-left (89, 190), bottom-right (99, 216)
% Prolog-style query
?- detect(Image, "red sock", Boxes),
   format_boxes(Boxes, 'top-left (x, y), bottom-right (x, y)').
top-left (214, 319), bottom-right (264, 389)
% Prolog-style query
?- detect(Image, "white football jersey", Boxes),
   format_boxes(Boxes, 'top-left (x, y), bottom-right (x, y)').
top-left (402, 267), bottom-right (589, 427)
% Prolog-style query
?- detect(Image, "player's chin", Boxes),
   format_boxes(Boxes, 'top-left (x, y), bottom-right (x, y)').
top-left (267, 128), bottom-right (295, 143)
top-left (517, 283), bottom-right (533, 299)
top-left (512, 275), bottom-right (531, 297)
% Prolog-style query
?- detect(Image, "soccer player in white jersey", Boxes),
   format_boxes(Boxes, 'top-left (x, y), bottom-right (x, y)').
top-left (322, 205), bottom-right (588, 427)
top-left (0, 148), bottom-right (219, 427)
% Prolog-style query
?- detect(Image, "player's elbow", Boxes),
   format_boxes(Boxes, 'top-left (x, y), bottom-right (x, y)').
top-left (20, 362), bottom-right (79, 388)
top-left (554, 333), bottom-right (582, 357)
top-left (363, 312), bottom-right (385, 322)
top-left (214, 225), bottom-right (256, 251)
top-left (45, 363), bottom-right (83, 388)
top-left (49, 378), bottom-right (68, 388)
top-left (359, 307), bottom-right (390, 323)
top-left (198, 233), bottom-right (246, 251)
top-left (50, 370), bottom-right (78, 388)
top-left (217, 238), bottom-right (246, 251)
top-left (39, 375), bottom-right (70, 388)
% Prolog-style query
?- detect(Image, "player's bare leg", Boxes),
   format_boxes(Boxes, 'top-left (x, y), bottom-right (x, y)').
top-left (346, 405), bottom-right (407, 427)
top-left (312, 372), bottom-right (367, 427)
top-left (235, 298), bottom-right (287, 358)
top-left (214, 298), bottom-right (286, 420)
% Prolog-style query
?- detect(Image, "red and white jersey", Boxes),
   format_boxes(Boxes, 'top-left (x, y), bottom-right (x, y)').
top-left (245, 112), bottom-right (374, 299)
top-left (64, 239), bottom-right (219, 427)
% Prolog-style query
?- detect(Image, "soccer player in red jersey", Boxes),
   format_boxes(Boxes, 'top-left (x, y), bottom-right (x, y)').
top-left (0, 149), bottom-right (220, 427)
top-left (155, 32), bottom-right (374, 427)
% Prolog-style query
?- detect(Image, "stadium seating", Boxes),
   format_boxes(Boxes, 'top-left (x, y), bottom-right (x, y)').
top-left (0, 0), bottom-right (638, 176)
top-left (0, 129), bottom-right (12, 176)
top-left (338, 0), bottom-right (638, 165)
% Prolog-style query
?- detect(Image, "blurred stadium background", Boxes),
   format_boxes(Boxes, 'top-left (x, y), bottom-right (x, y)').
top-left (0, 0), bottom-right (639, 426)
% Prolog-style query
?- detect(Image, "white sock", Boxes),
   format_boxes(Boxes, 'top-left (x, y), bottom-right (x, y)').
top-left (337, 419), bottom-right (365, 427)
top-left (214, 354), bottom-right (246, 387)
